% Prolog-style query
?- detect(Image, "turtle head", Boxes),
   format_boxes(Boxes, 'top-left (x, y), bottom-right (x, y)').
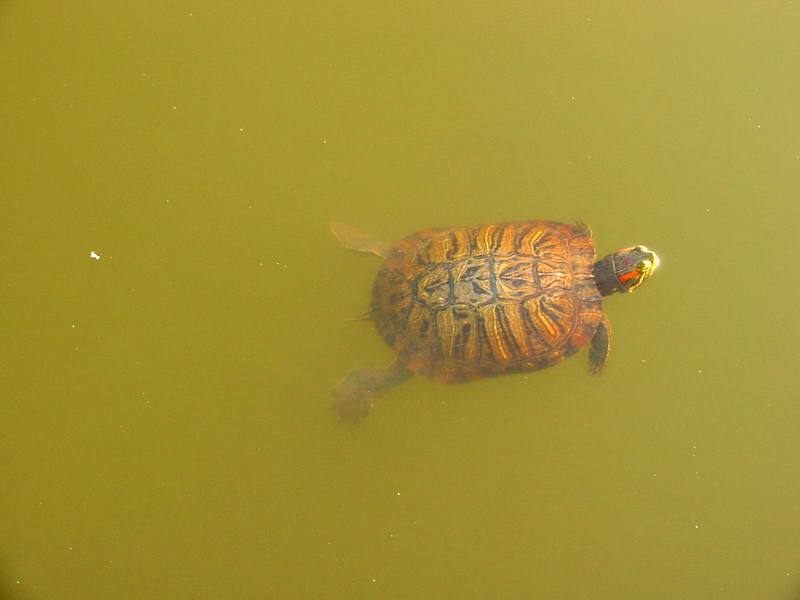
top-left (593, 245), bottom-right (659, 297)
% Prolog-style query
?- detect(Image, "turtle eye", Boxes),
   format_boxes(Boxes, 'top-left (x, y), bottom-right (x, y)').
top-left (636, 261), bottom-right (648, 272)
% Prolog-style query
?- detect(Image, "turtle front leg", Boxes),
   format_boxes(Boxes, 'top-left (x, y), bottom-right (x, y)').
top-left (589, 315), bottom-right (612, 375)
top-left (331, 360), bottom-right (411, 422)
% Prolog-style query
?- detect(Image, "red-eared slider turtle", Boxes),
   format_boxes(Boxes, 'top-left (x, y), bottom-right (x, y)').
top-left (331, 220), bottom-right (659, 420)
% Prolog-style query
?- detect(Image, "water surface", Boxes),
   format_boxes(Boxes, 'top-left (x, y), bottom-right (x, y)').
top-left (2, 2), bottom-right (799, 598)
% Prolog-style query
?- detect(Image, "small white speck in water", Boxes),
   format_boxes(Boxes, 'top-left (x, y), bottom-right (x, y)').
top-left (89, 251), bottom-right (101, 260)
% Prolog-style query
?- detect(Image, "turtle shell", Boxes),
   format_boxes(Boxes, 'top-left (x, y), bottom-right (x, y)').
top-left (371, 221), bottom-right (604, 383)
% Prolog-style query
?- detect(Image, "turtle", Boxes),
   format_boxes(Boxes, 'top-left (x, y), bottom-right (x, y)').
top-left (330, 220), bottom-right (658, 420)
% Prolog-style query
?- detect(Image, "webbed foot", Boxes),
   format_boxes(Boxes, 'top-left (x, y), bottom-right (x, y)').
top-left (330, 222), bottom-right (391, 258)
top-left (589, 315), bottom-right (611, 375)
top-left (331, 362), bottom-right (411, 422)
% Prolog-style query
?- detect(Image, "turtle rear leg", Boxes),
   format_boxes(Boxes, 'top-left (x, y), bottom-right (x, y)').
top-left (330, 221), bottom-right (391, 258)
top-left (331, 361), bottom-right (411, 422)
top-left (589, 315), bottom-right (612, 375)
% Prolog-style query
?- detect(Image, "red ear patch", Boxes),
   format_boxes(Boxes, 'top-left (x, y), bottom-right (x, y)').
top-left (618, 270), bottom-right (639, 285)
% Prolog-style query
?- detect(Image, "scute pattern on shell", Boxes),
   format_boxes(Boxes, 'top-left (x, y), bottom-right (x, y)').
top-left (371, 221), bottom-right (604, 383)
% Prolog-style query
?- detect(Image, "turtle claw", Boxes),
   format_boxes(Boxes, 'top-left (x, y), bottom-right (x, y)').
top-left (588, 361), bottom-right (605, 376)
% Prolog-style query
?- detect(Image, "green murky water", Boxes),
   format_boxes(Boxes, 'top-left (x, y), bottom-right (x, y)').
top-left (2, 3), bottom-right (800, 599)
